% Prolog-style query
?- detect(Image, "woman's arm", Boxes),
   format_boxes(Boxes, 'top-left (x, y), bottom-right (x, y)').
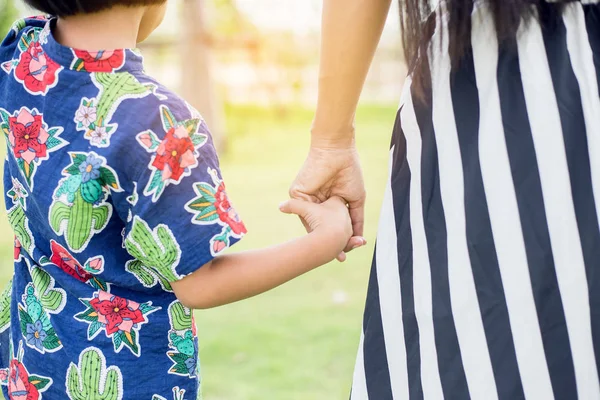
top-left (312, 0), bottom-right (393, 147)
top-left (290, 0), bottom-right (392, 249)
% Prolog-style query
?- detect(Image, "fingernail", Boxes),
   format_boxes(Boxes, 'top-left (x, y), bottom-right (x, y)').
top-left (278, 202), bottom-right (285, 210)
top-left (352, 238), bottom-right (366, 250)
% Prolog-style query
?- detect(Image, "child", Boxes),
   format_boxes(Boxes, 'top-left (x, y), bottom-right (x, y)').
top-left (0, 1), bottom-right (362, 398)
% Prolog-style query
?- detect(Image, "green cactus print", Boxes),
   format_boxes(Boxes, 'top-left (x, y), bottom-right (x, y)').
top-left (169, 301), bottom-right (192, 331)
top-left (0, 279), bottom-right (12, 334)
top-left (95, 73), bottom-right (154, 118)
top-left (66, 347), bottom-right (123, 400)
top-left (6, 178), bottom-right (35, 254)
top-left (124, 216), bottom-right (182, 292)
top-left (30, 266), bottom-right (66, 313)
top-left (50, 152), bottom-right (122, 252)
top-left (10, 17), bottom-right (28, 34)
top-left (7, 178), bottom-right (34, 256)
top-left (7, 204), bottom-right (34, 256)
top-left (18, 282), bottom-right (62, 354)
top-left (167, 301), bottom-right (198, 378)
top-left (75, 72), bottom-right (156, 148)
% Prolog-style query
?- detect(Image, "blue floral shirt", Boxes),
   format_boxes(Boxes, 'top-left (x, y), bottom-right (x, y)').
top-left (0, 16), bottom-right (246, 400)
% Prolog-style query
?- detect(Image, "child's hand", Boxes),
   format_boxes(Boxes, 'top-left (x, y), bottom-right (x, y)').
top-left (279, 196), bottom-right (354, 261)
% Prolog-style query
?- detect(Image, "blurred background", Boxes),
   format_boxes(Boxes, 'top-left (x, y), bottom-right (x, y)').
top-left (0, 1), bottom-right (406, 398)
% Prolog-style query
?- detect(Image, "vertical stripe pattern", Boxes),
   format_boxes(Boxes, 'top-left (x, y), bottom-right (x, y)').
top-left (518, 8), bottom-right (600, 398)
top-left (429, 17), bottom-right (499, 400)
top-left (403, 78), bottom-right (444, 400)
top-left (412, 66), bottom-right (471, 399)
top-left (351, 332), bottom-right (369, 400)
top-left (352, 1), bottom-right (600, 399)
top-left (453, 8), bottom-right (529, 399)
top-left (362, 246), bottom-right (394, 400)
top-left (375, 135), bottom-right (413, 400)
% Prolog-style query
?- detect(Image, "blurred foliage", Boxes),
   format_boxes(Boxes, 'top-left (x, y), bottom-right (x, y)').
top-left (202, 0), bottom-right (316, 108)
top-left (205, 0), bottom-right (316, 64)
top-left (0, 0), bottom-right (20, 36)
top-left (206, 0), bottom-right (259, 40)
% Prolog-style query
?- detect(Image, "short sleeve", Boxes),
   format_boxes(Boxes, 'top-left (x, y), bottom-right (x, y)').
top-left (121, 102), bottom-right (246, 288)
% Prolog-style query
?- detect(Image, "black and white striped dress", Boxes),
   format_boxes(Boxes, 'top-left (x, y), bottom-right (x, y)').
top-left (351, 1), bottom-right (600, 399)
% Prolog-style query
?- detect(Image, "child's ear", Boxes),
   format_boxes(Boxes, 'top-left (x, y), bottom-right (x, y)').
top-left (137, 3), bottom-right (167, 43)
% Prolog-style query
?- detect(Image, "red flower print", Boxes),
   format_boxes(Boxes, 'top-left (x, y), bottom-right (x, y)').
top-left (191, 314), bottom-right (197, 336)
top-left (26, 15), bottom-right (48, 21)
top-left (8, 359), bottom-right (39, 400)
top-left (215, 183), bottom-right (246, 235)
top-left (49, 240), bottom-right (93, 283)
top-left (73, 49), bottom-right (124, 72)
top-left (90, 292), bottom-right (145, 335)
top-left (153, 126), bottom-right (196, 182)
top-left (14, 237), bottom-right (21, 261)
top-left (8, 109), bottom-right (48, 164)
top-left (15, 41), bottom-right (60, 94)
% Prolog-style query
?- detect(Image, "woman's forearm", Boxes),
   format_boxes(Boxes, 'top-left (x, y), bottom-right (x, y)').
top-left (312, 0), bottom-right (392, 146)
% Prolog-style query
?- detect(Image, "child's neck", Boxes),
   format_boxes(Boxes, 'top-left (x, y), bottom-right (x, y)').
top-left (54, 7), bottom-right (145, 51)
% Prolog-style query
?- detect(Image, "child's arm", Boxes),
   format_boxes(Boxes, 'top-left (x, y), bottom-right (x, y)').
top-left (171, 197), bottom-right (353, 309)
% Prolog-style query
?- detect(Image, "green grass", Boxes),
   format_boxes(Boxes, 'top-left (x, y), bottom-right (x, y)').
top-left (0, 103), bottom-right (396, 400)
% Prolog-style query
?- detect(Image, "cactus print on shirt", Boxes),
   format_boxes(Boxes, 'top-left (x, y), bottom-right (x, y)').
top-left (0, 17), bottom-right (245, 399)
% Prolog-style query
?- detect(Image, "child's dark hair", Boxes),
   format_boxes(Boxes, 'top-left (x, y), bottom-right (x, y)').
top-left (24, 0), bottom-right (166, 17)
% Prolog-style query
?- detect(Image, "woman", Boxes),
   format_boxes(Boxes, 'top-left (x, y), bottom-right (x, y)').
top-left (290, 0), bottom-right (600, 398)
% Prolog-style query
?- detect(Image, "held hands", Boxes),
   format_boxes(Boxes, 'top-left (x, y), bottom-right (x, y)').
top-left (288, 143), bottom-right (367, 261)
top-left (279, 196), bottom-right (354, 261)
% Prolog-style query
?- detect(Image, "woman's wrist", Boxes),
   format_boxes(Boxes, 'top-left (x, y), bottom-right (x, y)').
top-left (311, 109), bottom-right (356, 149)
top-left (310, 125), bottom-right (356, 150)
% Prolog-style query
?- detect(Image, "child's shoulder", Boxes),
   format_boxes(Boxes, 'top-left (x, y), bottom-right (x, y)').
top-left (99, 71), bottom-right (215, 183)
top-left (111, 71), bottom-right (208, 145)
top-left (1, 15), bottom-right (49, 58)
top-left (127, 72), bottom-right (205, 128)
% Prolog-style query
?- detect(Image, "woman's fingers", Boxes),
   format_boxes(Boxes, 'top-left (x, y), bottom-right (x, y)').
top-left (349, 201), bottom-right (365, 239)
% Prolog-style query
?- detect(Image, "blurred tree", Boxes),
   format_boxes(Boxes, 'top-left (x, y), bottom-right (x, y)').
top-left (0, 0), bottom-right (20, 36)
top-left (205, 0), bottom-right (259, 42)
top-left (181, 0), bottom-right (226, 150)
top-left (180, 0), bottom-right (263, 150)
top-left (206, 1), bottom-right (313, 114)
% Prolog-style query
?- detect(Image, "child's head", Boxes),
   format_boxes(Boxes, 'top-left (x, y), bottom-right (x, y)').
top-left (24, 0), bottom-right (167, 42)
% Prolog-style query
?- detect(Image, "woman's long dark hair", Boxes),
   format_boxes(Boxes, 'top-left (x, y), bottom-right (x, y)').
top-left (400, 0), bottom-right (562, 92)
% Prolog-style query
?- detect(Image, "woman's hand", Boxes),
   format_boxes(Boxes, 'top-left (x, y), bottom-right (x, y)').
top-left (289, 141), bottom-right (367, 261)
top-left (286, 0), bottom-right (390, 261)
